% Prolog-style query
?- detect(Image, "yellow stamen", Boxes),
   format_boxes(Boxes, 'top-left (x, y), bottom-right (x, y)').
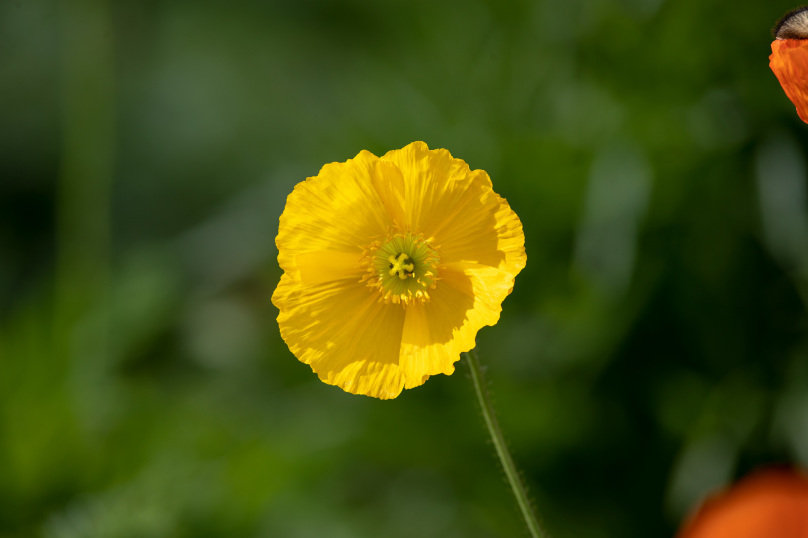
top-left (359, 229), bottom-right (441, 307)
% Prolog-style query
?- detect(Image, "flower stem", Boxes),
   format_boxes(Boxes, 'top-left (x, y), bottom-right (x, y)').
top-left (464, 348), bottom-right (546, 538)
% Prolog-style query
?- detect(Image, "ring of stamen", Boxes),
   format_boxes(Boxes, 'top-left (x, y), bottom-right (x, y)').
top-left (360, 230), bottom-right (440, 306)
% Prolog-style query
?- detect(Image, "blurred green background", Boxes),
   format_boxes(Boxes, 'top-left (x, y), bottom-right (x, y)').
top-left (2, 0), bottom-right (808, 536)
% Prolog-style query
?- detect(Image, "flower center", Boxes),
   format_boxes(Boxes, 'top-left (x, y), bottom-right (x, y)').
top-left (388, 253), bottom-right (415, 279)
top-left (360, 230), bottom-right (440, 306)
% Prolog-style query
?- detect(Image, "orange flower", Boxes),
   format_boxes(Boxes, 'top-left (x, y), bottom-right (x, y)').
top-left (677, 468), bottom-right (808, 538)
top-left (771, 39), bottom-right (808, 123)
top-left (771, 8), bottom-right (808, 123)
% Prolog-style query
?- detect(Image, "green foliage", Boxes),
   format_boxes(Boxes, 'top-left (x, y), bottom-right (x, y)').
top-left (1, 0), bottom-right (808, 536)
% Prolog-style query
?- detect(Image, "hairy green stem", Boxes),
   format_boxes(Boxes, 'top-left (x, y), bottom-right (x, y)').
top-left (464, 348), bottom-right (546, 538)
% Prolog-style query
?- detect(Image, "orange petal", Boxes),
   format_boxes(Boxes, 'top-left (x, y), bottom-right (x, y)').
top-left (770, 39), bottom-right (808, 124)
top-left (677, 468), bottom-right (808, 538)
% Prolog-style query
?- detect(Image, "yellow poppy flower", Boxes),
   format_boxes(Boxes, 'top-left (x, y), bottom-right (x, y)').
top-left (272, 141), bottom-right (526, 399)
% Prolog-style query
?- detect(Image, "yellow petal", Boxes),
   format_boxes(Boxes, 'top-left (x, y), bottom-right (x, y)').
top-left (272, 273), bottom-right (406, 399)
top-left (276, 150), bottom-right (392, 278)
top-left (295, 251), bottom-right (362, 285)
top-left (380, 141), bottom-right (458, 232)
top-left (381, 142), bottom-right (526, 276)
top-left (399, 291), bottom-right (469, 390)
top-left (441, 261), bottom-right (521, 318)
top-left (438, 186), bottom-right (525, 275)
top-left (398, 261), bottom-right (518, 389)
top-left (370, 159), bottom-right (407, 228)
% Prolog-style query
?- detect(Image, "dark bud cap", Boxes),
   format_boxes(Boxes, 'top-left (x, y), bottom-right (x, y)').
top-left (774, 7), bottom-right (808, 39)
